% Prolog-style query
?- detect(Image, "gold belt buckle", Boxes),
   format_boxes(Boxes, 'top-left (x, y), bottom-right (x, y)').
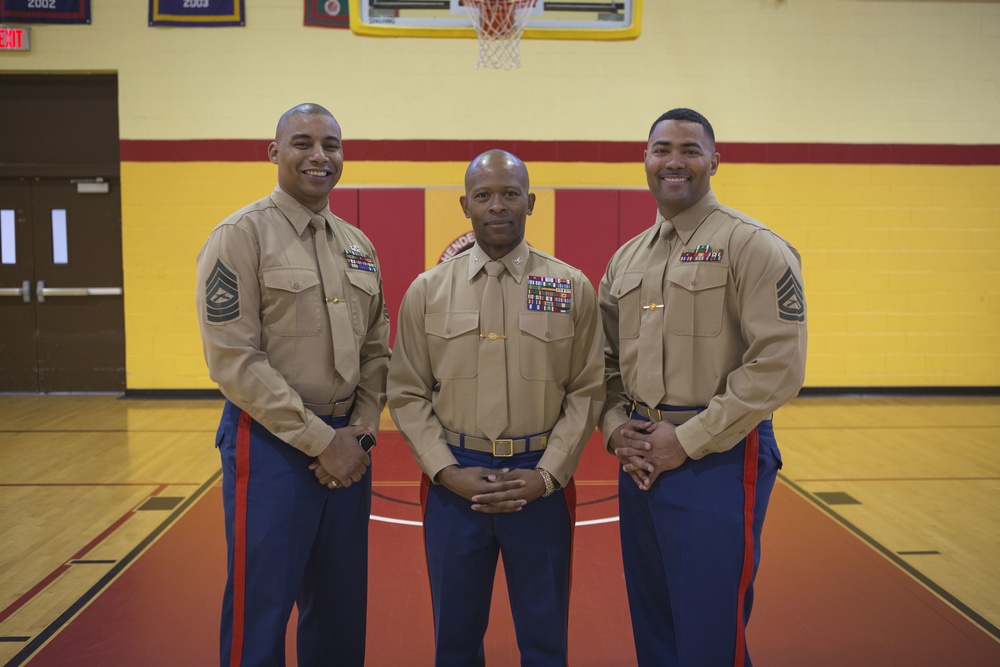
top-left (492, 439), bottom-right (514, 457)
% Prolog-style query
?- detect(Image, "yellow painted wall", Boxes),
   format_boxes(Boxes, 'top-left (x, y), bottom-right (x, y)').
top-left (4, 0), bottom-right (1000, 388)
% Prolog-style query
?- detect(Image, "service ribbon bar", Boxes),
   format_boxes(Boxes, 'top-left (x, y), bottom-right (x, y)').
top-left (344, 246), bottom-right (377, 273)
top-left (680, 244), bottom-right (724, 262)
top-left (149, 0), bottom-right (244, 27)
top-left (526, 275), bottom-right (572, 313)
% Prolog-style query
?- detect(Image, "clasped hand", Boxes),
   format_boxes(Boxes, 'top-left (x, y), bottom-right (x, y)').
top-left (308, 425), bottom-right (372, 488)
top-left (437, 465), bottom-right (547, 514)
top-left (613, 419), bottom-right (688, 491)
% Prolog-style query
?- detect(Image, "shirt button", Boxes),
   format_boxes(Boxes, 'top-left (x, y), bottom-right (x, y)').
top-left (545, 332), bottom-right (551, 338)
top-left (293, 282), bottom-right (300, 289)
top-left (690, 280), bottom-right (697, 287)
top-left (445, 328), bottom-right (452, 334)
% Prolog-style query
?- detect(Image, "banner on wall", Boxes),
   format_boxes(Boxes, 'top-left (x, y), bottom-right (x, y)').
top-left (149, 0), bottom-right (244, 27)
top-left (0, 0), bottom-right (90, 24)
top-left (304, 0), bottom-right (349, 29)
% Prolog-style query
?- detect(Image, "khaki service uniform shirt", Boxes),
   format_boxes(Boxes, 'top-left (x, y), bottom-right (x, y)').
top-left (387, 240), bottom-right (605, 487)
top-left (196, 187), bottom-right (390, 457)
top-left (600, 190), bottom-right (807, 460)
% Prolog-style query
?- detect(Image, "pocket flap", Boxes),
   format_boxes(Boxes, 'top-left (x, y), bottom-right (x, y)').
top-left (345, 269), bottom-right (379, 295)
top-left (612, 271), bottom-right (643, 297)
top-left (261, 267), bottom-right (320, 293)
top-left (424, 311), bottom-right (480, 339)
top-left (667, 264), bottom-right (728, 292)
top-left (519, 311), bottom-right (575, 342)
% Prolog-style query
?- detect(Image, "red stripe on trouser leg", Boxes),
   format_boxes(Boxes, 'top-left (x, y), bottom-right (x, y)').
top-left (563, 478), bottom-right (577, 593)
top-left (734, 429), bottom-right (759, 667)
top-left (230, 410), bottom-right (252, 667)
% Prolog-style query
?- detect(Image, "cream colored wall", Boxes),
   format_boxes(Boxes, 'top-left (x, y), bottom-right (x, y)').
top-left (2, 0), bottom-right (998, 144)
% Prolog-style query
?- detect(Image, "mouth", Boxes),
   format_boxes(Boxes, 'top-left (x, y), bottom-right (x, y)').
top-left (302, 169), bottom-right (332, 179)
top-left (659, 174), bottom-right (689, 184)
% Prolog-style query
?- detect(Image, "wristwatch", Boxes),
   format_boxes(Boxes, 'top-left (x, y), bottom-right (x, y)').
top-left (536, 467), bottom-right (557, 498)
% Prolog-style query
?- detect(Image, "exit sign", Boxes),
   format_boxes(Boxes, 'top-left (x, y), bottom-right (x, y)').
top-left (0, 27), bottom-right (30, 51)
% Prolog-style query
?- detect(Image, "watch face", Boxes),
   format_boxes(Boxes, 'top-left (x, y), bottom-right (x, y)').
top-left (358, 433), bottom-right (376, 453)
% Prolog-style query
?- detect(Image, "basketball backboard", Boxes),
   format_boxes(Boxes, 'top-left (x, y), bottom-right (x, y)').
top-left (348, 0), bottom-right (642, 40)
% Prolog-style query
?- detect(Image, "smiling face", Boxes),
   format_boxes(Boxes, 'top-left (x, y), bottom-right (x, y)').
top-left (644, 119), bottom-right (720, 220)
top-left (268, 110), bottom-right (343, 213)
top-left (460, 151), bottom-right (535, 261)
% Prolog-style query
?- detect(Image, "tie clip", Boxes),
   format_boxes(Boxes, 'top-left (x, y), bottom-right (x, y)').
top-left (643, 303), bottom-right (663, 311)
top-left (481, 333), bottom-right (507, 341)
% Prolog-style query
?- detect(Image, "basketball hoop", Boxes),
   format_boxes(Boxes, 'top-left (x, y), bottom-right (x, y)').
top-left (463, 0), bottom-right (538, 70)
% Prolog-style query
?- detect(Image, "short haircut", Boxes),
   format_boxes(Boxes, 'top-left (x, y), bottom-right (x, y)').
top-left (275, 103), bottom-right (336, 138)
top-left (648, 108), bottom-right (715, 147)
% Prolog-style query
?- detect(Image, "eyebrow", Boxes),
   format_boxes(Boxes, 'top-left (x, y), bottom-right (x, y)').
top-left (651, 139), bottom-right (703, 149)
top-left (289, 133), bottom-right (340, 142)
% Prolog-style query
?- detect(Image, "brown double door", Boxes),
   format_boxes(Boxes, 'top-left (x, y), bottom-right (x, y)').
top-left (0, 73), bottom-right (124, 393)
top-left (0, 177), bottom-right (125, 392)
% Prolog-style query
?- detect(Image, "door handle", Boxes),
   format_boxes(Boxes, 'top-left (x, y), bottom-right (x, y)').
top-left (0, 280), bottom-right (32, 303)
top-left (36, 280), bottom-right (123, 303)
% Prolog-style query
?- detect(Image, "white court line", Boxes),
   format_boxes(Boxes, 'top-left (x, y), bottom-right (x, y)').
top-left (370, 515), bottom-right (620, 527)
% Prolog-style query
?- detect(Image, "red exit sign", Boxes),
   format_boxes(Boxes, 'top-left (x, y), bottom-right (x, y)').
top-left (0, 27), bottom-right (31, 51)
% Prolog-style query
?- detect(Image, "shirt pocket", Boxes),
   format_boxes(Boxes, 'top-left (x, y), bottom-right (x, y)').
top-left (345, 270), bottom-right (380, 336)
top-left (666, 263), bottom-right (728, 337)
top-left (611, 271), bottom-right (643, 339)
top-left (261, 267), bottom-right (322, 336)
top-left (424, 311), bottom-right (480, 379)
top-left (518, 311), bottom-right (575, 381)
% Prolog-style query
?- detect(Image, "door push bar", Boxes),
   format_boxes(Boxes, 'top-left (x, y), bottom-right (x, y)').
top-left (0, 280), bottom-right (32, 303)
top-left (35, 280), bottom-right (124, 303)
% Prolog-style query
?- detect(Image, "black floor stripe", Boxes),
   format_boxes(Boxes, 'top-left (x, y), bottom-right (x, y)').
top-left (5, 470), bottom-right (222, 667)
top-left (780, 473), bottom-right (1000, 642)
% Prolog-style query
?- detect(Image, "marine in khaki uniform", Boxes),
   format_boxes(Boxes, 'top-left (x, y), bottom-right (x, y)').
top-left (195, 103), bottom-right (389, 667)
top-left (387, 150), bottom-right (605, 667)
top-left (600, 109), bottom-right (807, 667)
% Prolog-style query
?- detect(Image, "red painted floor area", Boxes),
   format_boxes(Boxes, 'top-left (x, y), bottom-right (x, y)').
top-left (23, 433), bottom-right (1000, 666)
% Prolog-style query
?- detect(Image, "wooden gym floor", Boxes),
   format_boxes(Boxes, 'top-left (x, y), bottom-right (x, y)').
top-left (0, 394), bottom-right (998, 666)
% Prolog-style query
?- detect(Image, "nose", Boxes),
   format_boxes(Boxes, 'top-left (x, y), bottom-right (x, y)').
top-left (664, 150), bottom-right (683, 168)
top-left (308, 142), bottom-right (328, 162)
top-left (488, 194), bottom-right (506, 212)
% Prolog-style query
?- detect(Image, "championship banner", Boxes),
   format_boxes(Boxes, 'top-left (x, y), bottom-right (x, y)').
top-left (304, 0), bottom-right (349, 29)
top-left (0, 0), bottom-right (90, 24)
top-left (148, 0), bottom-right (244, 27)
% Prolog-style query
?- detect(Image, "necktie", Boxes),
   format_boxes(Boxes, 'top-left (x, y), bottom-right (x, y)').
top-left (635, 222), bottom-right (674, 408)
top-left (477, 261), bottom-right (509, 440)
top-left (310, 215), bottom-right (356, 386)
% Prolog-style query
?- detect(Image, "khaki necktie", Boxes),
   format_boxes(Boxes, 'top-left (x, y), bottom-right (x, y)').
top-left (310, 215), bottom-right (356, 385)
top-left (635, 222), bottom-right (674, 408)
top-left (477, 261), bottom-right (509, 440)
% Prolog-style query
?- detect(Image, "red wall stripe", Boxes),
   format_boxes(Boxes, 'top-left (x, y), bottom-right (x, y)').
top-left (119, 139), bottom-right (1000, 165)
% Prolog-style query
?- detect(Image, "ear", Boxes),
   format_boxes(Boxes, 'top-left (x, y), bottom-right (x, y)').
top-left (267, 141), bottom-right (279, 164)
top-left (526, 192), bottom-right (536, 215)
top-left (710, 152), bottom-right (720, 176)
top-left (459, 195), bottom-right (471, 219)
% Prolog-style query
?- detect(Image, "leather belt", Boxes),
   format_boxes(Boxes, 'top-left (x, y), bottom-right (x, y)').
top-left (443, 429), bottom-right (550, 457)
top-left (304, 394), bottom-right (355, 417)
top-left (630, 399), bottom-right (702, 426)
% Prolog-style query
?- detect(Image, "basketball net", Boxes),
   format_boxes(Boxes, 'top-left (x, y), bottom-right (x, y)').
top-left (463, 0), bottom-right (538, 70)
